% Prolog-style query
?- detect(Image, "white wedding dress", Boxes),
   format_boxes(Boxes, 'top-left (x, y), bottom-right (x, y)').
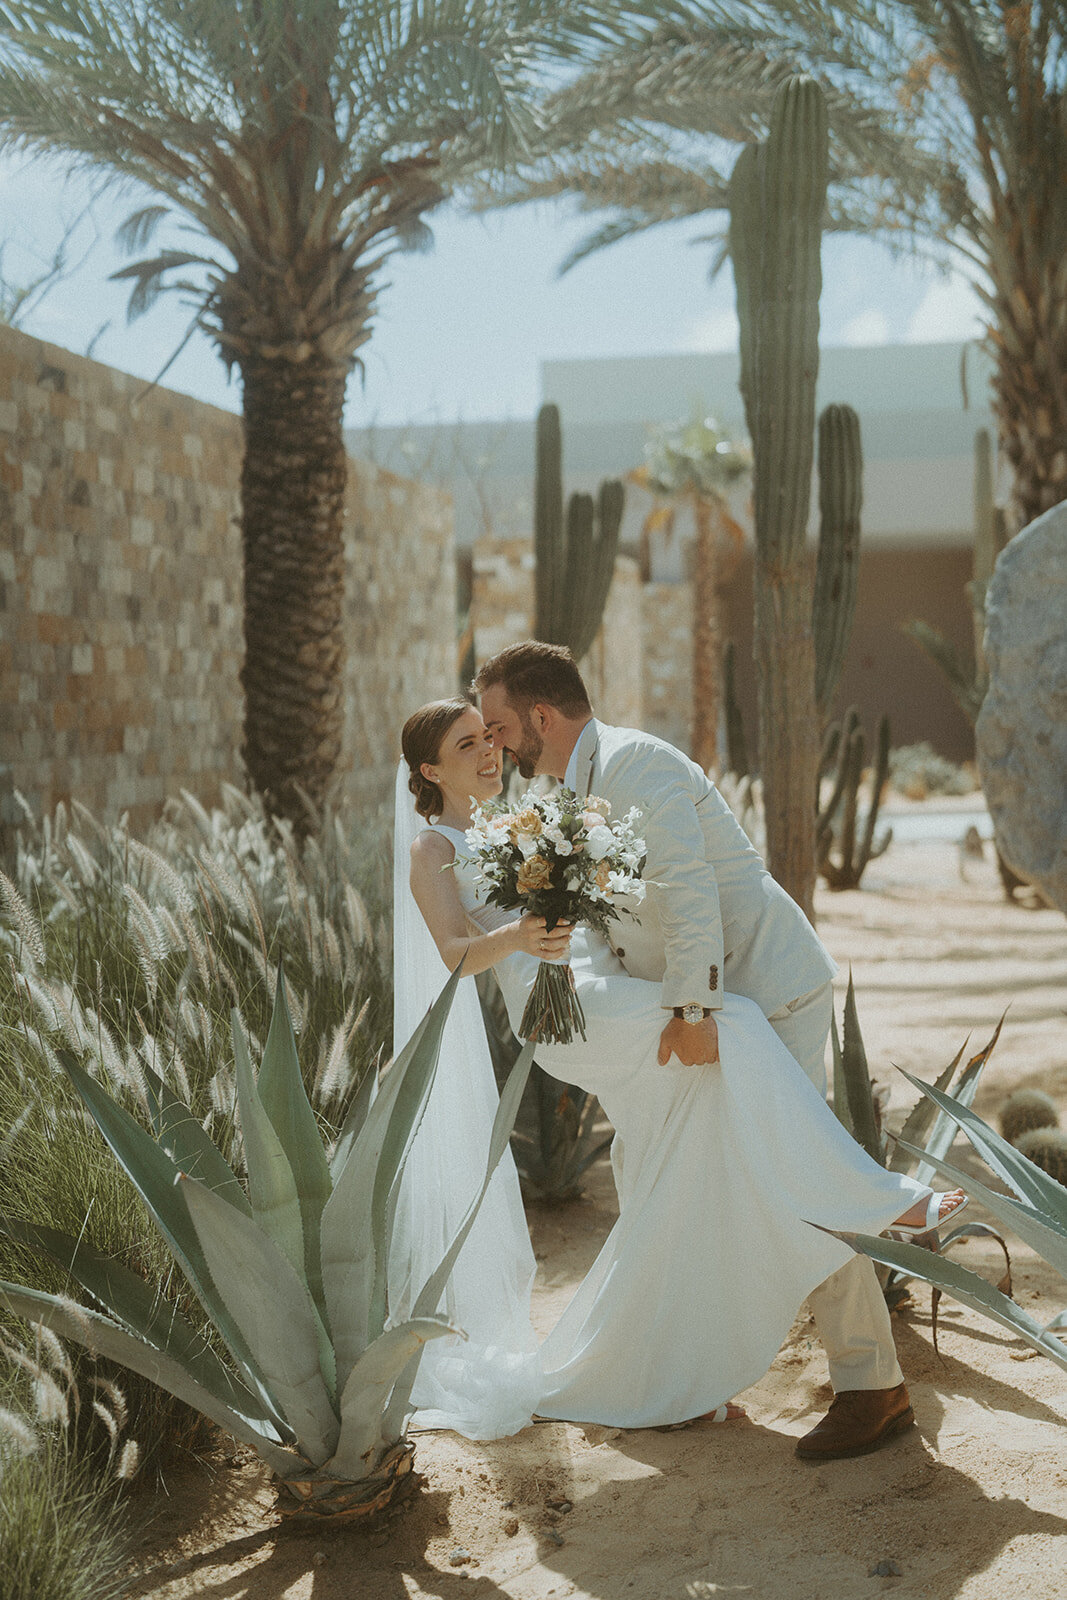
top-left (416, 823), bottom-right (929, 1430)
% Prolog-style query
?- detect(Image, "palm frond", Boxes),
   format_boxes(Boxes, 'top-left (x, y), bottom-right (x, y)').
top-left (109, 248), bottom-right (217, 322)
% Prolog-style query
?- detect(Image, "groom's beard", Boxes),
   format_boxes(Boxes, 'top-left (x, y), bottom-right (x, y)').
top-left (510, 711), bottom-right (544, 780)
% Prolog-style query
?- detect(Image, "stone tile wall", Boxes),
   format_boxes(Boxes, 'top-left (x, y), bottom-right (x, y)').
top-left (642, 581), bottom-right (694, 754)
top-left (341, 463), bottom-right (455, 825)
top-left (0, 323), bottom-right (455, 839)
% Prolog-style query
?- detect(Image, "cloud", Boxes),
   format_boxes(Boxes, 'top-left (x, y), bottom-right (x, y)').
top-left (840, 308), bottom-right (892, 346)
top-left (906, 274), bottom-right (984, 343)
top-left (684, 307), bottom-right (740, 352)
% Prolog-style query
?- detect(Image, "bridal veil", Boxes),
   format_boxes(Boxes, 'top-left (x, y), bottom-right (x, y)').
top-left (386, 762), bottom-right (541, 1439)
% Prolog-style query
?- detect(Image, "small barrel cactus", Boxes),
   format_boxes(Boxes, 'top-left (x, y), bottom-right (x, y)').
top-left (1000, 1088), bottom-right (1060, 1146)
top-left (1014, 1127), bottom-right (1067, 1188)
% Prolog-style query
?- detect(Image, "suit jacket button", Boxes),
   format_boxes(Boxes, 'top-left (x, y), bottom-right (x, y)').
top-left (616, 947), bottom-right (625, 959)
top-left (709, 964), bottom-right (719, 990)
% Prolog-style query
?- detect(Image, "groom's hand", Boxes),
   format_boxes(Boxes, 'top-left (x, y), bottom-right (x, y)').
top-left (658, 1014), bottom-right (719, 1067)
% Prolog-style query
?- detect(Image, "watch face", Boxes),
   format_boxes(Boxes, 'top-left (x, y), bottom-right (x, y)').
top-left (683, 1005), bottom-right (703, 1024)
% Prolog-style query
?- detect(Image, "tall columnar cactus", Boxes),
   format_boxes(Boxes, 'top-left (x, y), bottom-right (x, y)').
top-left (816, 706), bottom-right (893, 891)
top-left (534, 402), bottom-right (623, 661)
top-left (728, 75), bottom-right (829, 917)
top-left (813, 404), bottom-right (863, 720)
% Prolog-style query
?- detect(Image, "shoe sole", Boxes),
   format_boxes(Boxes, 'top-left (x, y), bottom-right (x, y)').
top-left (794, 1405), bottom-right (916, 1462)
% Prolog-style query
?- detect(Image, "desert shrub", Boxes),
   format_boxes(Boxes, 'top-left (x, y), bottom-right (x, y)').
top-left (1, 787), bottom-right (391, 1462)
top-left (0, 1332), bottom-right (132, 1600)
top-left (887, 742), bottom-right (977, 799)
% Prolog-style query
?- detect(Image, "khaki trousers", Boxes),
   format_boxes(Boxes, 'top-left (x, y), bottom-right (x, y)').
top-left (766, 982), bottom-right (904, 1393)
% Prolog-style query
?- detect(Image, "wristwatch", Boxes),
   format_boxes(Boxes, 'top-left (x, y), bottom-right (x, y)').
top-left (674, 1004), bottom-right (710, 1026)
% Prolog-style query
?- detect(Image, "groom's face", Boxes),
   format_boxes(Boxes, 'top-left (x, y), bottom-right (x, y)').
top-left (480, 685), bottom-right (544, 779)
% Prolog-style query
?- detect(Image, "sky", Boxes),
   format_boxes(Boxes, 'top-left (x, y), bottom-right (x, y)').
top-left (1, 148), bottom-right (986, 429)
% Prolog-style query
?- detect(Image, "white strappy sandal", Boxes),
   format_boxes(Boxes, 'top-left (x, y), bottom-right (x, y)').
top-left (891, 1188), bottom-right (969, 1237)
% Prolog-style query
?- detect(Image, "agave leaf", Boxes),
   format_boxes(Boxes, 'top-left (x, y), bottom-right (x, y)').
top-left (382, 1042), bottom-right (536, 1439)
top-left (911, 1015), bottom-right (1004, 1189)
top-left (841, 974), bottom-right (882, 1165)
top-left (367, 962), bottom-right (472, 1341)
top-left (179, 1175), bottom-right (338, 1463)
top-left (940, 1222), bottom-right (1012, 1297)
top-left (891, 1136), bottom-right (1067, 1280)
top-left (231, 1015), bottom-right (305, 1282)
top-left (142, 1062), bottom-right (250, 1213)
top-left (326, 1317), bottom-right (459, 1481)
top-left (255, 970), bottom-right (333, 1332)
top-left (329, 1057), bottom-right (379, 1184)
top-left (321, 964), bottom-right (463, 1392)
top-left (0, 1280), bottom-right (302, 1475)
top-left (888, 1040), bottom-right (966, 1175)
top-left (0, 1213), bottom-right (269, 1424)
top-left (1046, 1309), bottom-right (1067, 1332)
top-left (830, 1005), bottom-right (850, 1132)
top-left (896, 1067), bottom-right (1067, 1222)
top-left (57, 1050), bottom-right (281, 1421)
top-left (821, 1228), bottom-right (1067, 1371)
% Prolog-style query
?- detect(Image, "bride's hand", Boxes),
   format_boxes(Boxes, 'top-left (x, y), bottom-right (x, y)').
top-left (517, 914), bottom-right (572, 962)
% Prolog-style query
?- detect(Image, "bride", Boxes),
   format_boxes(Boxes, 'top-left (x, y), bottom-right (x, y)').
top-left (388, 696), bottom-right (961, 1438)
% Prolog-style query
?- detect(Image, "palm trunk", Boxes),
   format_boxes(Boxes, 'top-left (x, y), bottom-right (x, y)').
top-left (986, 267), bottom-right (1067, 531)
top-left (753, 560), bottom-right (819, 922)
top-left (691, 494), bottom-right (723, 777)
top-left (238, 353), bottom-right (349, 829)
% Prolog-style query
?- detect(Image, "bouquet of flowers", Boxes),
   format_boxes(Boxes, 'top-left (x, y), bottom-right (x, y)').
top-left (463, 788), bottom-right (647, 1045)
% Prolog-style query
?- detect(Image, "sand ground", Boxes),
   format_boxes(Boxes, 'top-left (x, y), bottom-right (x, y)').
top-left (122, 821), bottom-right (1067, 1600)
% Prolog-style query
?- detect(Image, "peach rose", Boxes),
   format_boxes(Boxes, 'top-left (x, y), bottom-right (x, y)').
top-left (514, 808), bottom-right (543, 836)
top-left (516, 854), bottom-right (553, 895)
top-left (595, 859), bottom-right (612, 891)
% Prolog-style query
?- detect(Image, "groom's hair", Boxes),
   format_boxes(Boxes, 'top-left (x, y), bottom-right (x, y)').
top-left (472, 641), bottom-right (592, 719)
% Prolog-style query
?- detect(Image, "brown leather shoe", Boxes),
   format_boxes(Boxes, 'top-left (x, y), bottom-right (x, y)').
top-left (795, 1384), bottom-right (915, 1461)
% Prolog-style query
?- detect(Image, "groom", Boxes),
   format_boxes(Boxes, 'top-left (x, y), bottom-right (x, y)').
top-left (474, 640), bottom-right (914, 1461)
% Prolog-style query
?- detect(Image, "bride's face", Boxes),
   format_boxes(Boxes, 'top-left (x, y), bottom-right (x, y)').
top-left (422, 708), bottom-right (502, 811)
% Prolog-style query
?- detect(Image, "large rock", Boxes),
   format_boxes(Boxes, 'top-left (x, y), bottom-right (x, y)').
top-left (976, 501), bottom-right (1067, 913)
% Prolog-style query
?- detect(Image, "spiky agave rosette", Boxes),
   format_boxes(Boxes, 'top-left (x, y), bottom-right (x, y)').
top-left (463, 788), bottom-right (646, 1046)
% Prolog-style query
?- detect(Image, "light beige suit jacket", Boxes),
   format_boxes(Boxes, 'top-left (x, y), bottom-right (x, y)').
top-left (570, 719), bottom-right (836, 1016)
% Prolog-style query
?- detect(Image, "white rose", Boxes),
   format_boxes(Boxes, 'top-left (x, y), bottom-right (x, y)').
top-left (544, 825), bottom-right (573, 856)
top-left (584, 824), bottom-right (615, 862)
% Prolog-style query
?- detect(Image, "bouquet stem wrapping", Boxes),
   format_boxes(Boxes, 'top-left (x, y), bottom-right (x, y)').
top-left (519, 960), bottom-right (587, 1046)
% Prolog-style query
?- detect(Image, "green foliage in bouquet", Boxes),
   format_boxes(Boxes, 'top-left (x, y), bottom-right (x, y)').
top-left (0, 971), bottom-right (534, 1521)
top-left (465, 788), bottom-right (646, 1046)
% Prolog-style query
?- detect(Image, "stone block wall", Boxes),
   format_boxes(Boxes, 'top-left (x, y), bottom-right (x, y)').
top-left (0, 323), bottom-right (455, 837)
top-left (342, 463), bottom-right (455, 823)
top-left (641, 581), bottom-right (694, 753)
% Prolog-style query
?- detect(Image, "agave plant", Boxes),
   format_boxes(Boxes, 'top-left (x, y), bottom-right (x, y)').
top-left (0, 970), bottom-right (533, 1520)
top-left (830, 977), bottom-right (1009, 1306)
top-left (829, 1070), bottom-right (1067, 1370)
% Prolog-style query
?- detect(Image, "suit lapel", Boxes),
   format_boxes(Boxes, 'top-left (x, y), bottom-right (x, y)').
top-left (571, 718), bottom-right (600, 799)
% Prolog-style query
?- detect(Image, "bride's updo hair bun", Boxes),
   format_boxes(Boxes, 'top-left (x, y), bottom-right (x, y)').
top-left (402, 697), bottom-right (475, 819)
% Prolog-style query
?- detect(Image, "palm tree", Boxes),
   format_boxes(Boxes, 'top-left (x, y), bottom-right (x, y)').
top-left (490, 0), bottom-right (1067, 530)
top-left (0, 0), bottom-right (658, 828)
